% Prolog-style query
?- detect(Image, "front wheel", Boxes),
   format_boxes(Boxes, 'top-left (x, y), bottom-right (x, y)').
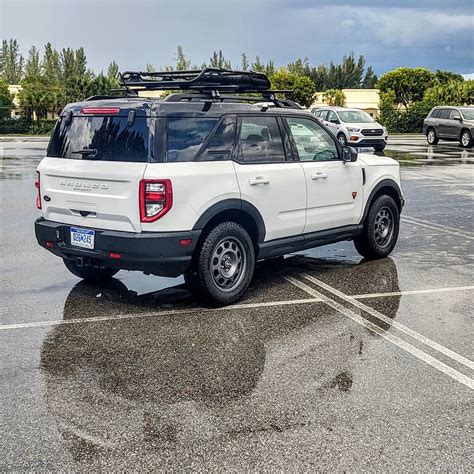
top-left (374, 143), bottom-right (386, 152)
top-left (63, 258), bottom-right (119, 282)
top-left (460, 130), bottom-right (472, 148)
top-left (354, 195), bottom-right (400, 259)
top-left (185, 221), bottom-right (255, 305)
top-left (337, 133), bottom-right (347, 146)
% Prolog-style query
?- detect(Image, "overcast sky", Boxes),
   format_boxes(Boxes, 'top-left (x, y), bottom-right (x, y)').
top-left (1, 0), bottom-right (473, 75)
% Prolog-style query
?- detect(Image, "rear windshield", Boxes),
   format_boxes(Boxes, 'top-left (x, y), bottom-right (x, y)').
top-left (48, 116), bottom-right (151, 162)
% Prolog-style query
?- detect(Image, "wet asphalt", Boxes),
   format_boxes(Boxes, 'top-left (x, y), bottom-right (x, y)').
top-left (1, 135), bottom-right (473, 471)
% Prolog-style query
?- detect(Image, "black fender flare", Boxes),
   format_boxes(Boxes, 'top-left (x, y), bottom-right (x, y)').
top-left (192, 199), bottom-right (266, 243)
top-left (360, 179), bottom-right (404, 224)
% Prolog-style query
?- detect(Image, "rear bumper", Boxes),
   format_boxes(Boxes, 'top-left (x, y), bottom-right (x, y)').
top-left (35, 218), bottom-right (200, 277)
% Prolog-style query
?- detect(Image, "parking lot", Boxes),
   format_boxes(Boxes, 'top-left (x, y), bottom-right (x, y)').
top-left (1, 134), bottom-right (473, 471)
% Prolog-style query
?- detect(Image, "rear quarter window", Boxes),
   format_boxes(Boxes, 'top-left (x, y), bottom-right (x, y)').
top-left (48, 115), bottom-right (151, 162)
top-left (167, 118), bottom-right (218, 162)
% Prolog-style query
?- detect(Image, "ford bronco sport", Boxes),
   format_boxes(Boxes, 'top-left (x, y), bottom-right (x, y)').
top-left (35, 68), bottom-right (404, 305)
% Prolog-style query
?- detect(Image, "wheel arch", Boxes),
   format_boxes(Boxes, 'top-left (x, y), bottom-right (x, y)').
top-left (460, 127), bottom-right (472, 139)
top-left (192, 199), bottom-right (266, 248)
top-left (360, 179), bottom-right (403, 225)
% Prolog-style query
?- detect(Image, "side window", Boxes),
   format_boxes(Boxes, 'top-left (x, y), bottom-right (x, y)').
top-left (167, 118), bottom-right (218, 162)
top-left (198, 116), bottom-right (236, 161)
top-left (327, 111), bottom-right (339, 123)
top-left (438, 109), bottom-right (451, 119)
top-left (238, 116), bottom-right (286, 163)
top-left (450, 109), bottom-right (461, 120)
top-left (285, 117), bottom-right (339, 162)
top-left (431, 109), bottom-right (440, 118)
top-left (319, 110), bottom-right (328, 121)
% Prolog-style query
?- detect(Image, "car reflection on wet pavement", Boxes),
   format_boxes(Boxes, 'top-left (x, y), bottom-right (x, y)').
top-left (1, 135), bottom-right (473, 471)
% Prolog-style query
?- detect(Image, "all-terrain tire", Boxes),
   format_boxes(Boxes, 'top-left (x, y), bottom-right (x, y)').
top-left (185, 221), bottom-right (255, 306)
top-left (354, 195), bottom-right (400, 259)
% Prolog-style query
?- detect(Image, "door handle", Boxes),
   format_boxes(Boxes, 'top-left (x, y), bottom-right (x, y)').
top-left (311, 172), bottom-right (328, 180)
top-left (249, 176), bottom-right (270, 186)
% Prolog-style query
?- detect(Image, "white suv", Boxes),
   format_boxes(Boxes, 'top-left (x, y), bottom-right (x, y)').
top-left (35, 69), bottom-right (404, 305)
top-left (313, 106), bottom-right (388, 151)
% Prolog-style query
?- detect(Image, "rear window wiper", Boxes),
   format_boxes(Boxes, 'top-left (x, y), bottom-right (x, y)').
top-left (71, 149), bottom-right (99, 159)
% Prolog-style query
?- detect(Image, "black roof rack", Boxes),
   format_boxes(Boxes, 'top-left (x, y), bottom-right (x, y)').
top-left (120, 67), bottom-right (271, 92)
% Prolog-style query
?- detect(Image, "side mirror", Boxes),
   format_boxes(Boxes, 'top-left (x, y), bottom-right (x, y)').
top-left (453, 116), bottom-right (462, 122)
top-left (342, 146), bottom-right (357, 162)
top-left (330, 119), bottom-right (340, 124)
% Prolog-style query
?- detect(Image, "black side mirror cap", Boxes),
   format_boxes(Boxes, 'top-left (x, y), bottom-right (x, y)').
top-left (342, 146), bottom-right (358, 162)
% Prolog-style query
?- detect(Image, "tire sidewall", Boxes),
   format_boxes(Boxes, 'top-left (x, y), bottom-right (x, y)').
top-left (365, 195), bottom-right (400, 257)
top-left (460, 130), bottom-right (472, 148)
top-left (198, 222), bottom-right (255, 305)
top-left (427, 128), bottom-right (437, 144)
top-left (337, 133), bottom-right (347, 146)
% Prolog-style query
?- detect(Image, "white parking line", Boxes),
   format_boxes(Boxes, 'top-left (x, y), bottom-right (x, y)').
top-left (302, 274), bottom-right (474, 371)
top-left (0, 298), bottom-right (320, 331)
top-left (402, 216), bottom-right (474, 240)
top-left (1, 285), bottom-right (473, 331)
top-left (285, 276), bottom-right (474, 390)
top-left (354, 285), bottom-right (474, 299)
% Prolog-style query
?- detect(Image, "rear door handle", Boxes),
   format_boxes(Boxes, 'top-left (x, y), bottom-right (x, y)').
top-left (249, 176), bottom-right (270, 186)
top-left (311, 172), bottom-right (328, 180)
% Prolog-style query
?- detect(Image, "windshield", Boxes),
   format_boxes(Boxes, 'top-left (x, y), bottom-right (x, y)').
top-left (48, 115), bottom-right (151, 162)
top-left (460, 108), bottom-right (474, 120)
top-left (337, 110), bottom-right (375, 123)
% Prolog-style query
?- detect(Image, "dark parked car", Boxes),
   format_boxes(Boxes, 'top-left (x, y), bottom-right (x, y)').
top-left (423, 106), bottom-right (474, 148)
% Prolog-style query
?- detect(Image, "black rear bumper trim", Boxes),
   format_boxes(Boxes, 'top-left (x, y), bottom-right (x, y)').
top-left (35, 218), bottom-right (200, 277)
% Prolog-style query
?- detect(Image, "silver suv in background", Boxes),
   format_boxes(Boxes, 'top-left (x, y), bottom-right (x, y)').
top-left (423, 106), bottom-right (473, 148)
top-left (313, 106), bottom-right (388, 152)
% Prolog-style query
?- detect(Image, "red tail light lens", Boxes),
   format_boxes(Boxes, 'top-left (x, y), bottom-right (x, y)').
top-left (139, 179), bottom-right (173, 222)
top-left (35, 171), bottom-right (41, 209)
top-left (80, 107), bottom-right (120, 115)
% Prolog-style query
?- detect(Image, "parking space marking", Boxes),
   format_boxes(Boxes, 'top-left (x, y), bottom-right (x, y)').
top-left (285, 276), bottom-right (474, 390)
top-left (354, 285), bottom-right (474, 299)
top-left (402, 216), bottom-right (474, 240)
top-left (0, 298), bottom-right (321, 331)
top-left (301, 274), bottom-right (474, 371)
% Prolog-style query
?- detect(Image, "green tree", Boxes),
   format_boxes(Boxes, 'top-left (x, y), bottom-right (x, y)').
top-left (0, 79), bottom-right (14, 119)
top-left (19, 76), bottom-right (57, 126)
top-left (74, 47), bottom-right (88, 76)
top-left (59, 75), bottom-right (94, 106)
top-left (271, 70), bottom-right (316, 107)
top-left (362, 66), bottom-right (378, 88)
top-left (378, 67), bottom-right (435, 108)
top-left (175, 45), bottom-right (191, 70)
top-left (42, 42), bottom-right (60, 83)
top-left (424, 79), bottom-right (473, 105)
top-left (209, 50), bottom-right (231, 69)
top-left (24, 46), bottom-right (41, 81)
top-left (434, 70), bottom-right (464, 85)
top-left (0, 39), bottom-right (24, 83)
top-left (251, 56), bottom-right (265, 72)
top-left (241, 52), bottom-right (249, 70)
top-left (107, 60), bottom-right (119, 80)
top-left (322, 89), bottom-right (346, 106)
top-left (59, 48), bottom-right (76, 81)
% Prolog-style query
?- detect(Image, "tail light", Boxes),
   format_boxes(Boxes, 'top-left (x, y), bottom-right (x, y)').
top-left (139, 179), bottom-right (172, 222)
top-left (35, 171), bottom-right (41, 209)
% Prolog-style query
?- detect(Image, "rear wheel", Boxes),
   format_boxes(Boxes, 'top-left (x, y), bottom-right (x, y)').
top-left (460, 130), bottom-right (472, 148)
top-left (185, 221), bottom-right (255, 305)
top-left (354, 195), bottom-right (400, 259)
top-left (63, 258), bottom-right (119, 282)
top-left (427, 128), bottom-right (439, 145)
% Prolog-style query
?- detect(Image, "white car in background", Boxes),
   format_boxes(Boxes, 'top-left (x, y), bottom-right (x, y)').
top-left (314, 106), bottom-right (388, 151)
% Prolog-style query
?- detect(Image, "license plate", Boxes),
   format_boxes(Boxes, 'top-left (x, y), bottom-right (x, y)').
top-left (70, 227), bottom-right (95, 249)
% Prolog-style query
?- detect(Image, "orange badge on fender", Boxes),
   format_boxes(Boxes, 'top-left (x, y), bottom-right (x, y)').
top-left (352, 192), bottom-right (357, 199)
